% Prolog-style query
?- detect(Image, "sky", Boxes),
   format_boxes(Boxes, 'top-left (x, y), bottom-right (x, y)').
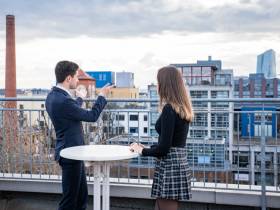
top-left (0, 0), bottom-right (279, 89)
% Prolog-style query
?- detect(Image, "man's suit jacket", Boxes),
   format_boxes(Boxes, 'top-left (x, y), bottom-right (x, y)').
top-left (45, 86), bottom-right (107, 161)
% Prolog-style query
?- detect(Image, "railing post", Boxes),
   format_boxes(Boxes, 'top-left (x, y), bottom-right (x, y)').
top-left (250, 149), bottom-right (255, 185)
top-left (261, 111), bottom-right (266, 210)
top-left (273, 151), bottom-right (278, 187)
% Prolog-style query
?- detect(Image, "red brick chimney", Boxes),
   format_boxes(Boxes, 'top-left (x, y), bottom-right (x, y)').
top-left (5, 14), bottom-right (17, 106)
top-left (3, 15), bottom-right (18, 170)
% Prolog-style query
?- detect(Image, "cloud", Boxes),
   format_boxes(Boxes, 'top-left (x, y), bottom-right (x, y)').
top-left (0, 0), bottom-right (279, 41)
top-left (0, 0), bottom-right (279, 89)
top-left (239, 0), bottom-right (251, 4)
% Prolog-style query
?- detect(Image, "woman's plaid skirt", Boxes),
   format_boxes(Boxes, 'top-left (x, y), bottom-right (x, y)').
top-left (151, 147), bottom-right (192, 201)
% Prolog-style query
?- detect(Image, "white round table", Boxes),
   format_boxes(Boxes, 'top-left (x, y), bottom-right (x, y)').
top-left (60, 145), bottom-right (139, 210)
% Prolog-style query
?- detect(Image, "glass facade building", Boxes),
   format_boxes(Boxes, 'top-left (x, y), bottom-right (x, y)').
top-left (256, 49), bottom-right (276, 79)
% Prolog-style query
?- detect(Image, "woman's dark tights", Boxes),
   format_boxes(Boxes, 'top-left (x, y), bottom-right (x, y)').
top-left (154, 198), bottom-right (178, 210)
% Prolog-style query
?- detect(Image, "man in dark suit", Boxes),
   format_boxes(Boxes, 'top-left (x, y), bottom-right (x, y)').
top-left (45, 60), bottom-right (112, 210)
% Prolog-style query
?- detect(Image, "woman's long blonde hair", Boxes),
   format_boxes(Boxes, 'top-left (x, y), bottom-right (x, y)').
top-left (157, 65), bottom-right (194, 121)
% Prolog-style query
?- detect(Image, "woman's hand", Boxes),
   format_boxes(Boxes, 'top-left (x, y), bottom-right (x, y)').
top-left (129, 143), bottom-right (143, 154)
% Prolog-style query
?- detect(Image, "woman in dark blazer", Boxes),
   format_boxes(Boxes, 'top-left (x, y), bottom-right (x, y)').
top-left (130, 66), bottom-right (194, 210)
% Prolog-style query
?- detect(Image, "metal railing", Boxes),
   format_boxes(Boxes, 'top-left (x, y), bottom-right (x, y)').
top-left (0, 97), bottom-right (280, 209)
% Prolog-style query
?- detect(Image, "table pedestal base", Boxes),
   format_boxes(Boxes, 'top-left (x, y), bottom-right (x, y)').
top-left (93, 162), bottom-right (110, 210)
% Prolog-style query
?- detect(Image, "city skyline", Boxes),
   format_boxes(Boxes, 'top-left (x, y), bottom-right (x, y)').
top-left (0, 0), bottom-right (279, 89)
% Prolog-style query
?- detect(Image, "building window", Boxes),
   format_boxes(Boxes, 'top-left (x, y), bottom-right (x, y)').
top-left (211, 91), bottom-right (229, 98)
top-left (186, 143), bottom-right (225, 168)
top-left (129, 127), bottom-right (138, 133)
top-left (144, 127), bottom-right (148, 133)
top-left (130, 115), bottom-right (138, 121)
top-left (183, 66), bottom-right (212, 85)
top-left (190, 130), bottom-right (208, 138)
top-left (211, 113), bottom-right (229, 127)
top-left (201, 66), bottom-right (212, 75)
top-left (198, 156), bottom-right (211, 164)
top-left (182, 67), bottom-right (192, 77)
top-left (116, 114), bottom-right (125, 121)
top-left (233, 152), bottom-right (249, 168)
top-left (150, 90), bottom-right (158, 98)
top-left (192, 101), bottom-right (208, 109)
top-left (234, 80), bottom-right (240, 92)
top-left (210, 130), bottom-right (229, 139)
top-left (192, 113), bottom-right (208, 127)
top-left (215, 74), bottom-right (232, 86)
top-left (151, 112), bottom-right (159, 124)
top-left (116, 127), bottom-right (125, 134)
top-left (190, 91), bottom-right (208, 98)
top-left (144, 115), bottom-right (148, 121)
top-left (211, 91), bottom-right (229, 108)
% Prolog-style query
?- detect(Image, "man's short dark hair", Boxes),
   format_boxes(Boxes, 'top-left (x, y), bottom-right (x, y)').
top-left (55, 61), bottom-right (79, 83)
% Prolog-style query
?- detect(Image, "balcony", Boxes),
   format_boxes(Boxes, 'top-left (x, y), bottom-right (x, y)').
top-left (0, 98), bottom-right (280, 209)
